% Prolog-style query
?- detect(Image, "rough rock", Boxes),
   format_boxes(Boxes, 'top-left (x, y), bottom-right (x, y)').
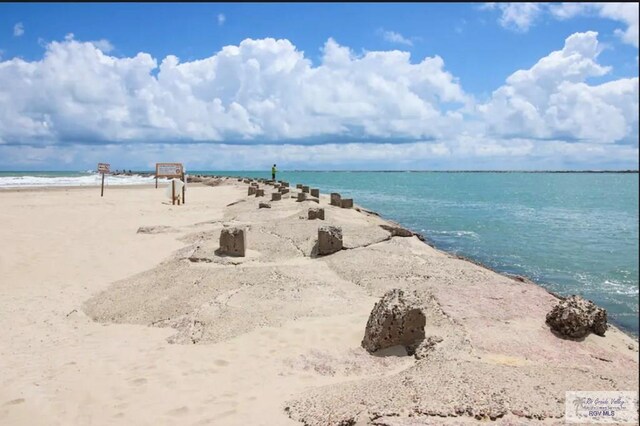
top-left (380, 224), bottom-right (414, 237)
top-left (407, 335), bottom-right (443, 360)
top-left (308, 208), bottom-right (325, 220)
top-left (279, 188), bottom-right (290, 194)
top-left (310, 188), bottom-right (319, 197)
top-left (218, 227), bottom-right (246, 257)
top-left (271, 193), bottom-right (282, 201)
top-left (302, 186), bottom-right (310, 193)
top-left (330, 193), bottom-right (341, 206)
top-left (259, 202), bottom-right (271, 209)
top-left (361, 289), bottom-right (426, 353)
top-left (248, 186), bottom-right (256, 196)
top-left (296, 184), bottom-right (303, 189)
top-left (317, 225), bottom-right (343, 256)
top-left (255, 189), bottom-right (265, 197)
top-left (546, 295), bottom-right (608, 338)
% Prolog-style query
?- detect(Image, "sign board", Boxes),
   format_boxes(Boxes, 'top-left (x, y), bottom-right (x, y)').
top-left (155, 163), bottom-right (183, 178)
top-left (155, 163), bottom-right (186, 204)
top-left (97, 163), bottom-right (110, 197)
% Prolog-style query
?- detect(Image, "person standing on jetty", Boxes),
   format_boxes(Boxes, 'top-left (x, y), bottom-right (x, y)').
top-left (271, 164), bottom-right (277, 181)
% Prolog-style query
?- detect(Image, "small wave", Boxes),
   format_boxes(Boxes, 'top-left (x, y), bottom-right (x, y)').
top-left (0, 174), bottom-right (165, 188)
top-left (427, 230), bottom-right (480, 240)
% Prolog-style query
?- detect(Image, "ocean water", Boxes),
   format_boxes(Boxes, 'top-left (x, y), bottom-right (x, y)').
top-left (2, 170), bottom-right (638, 335)
top-left (205, 171), bottom-right (639, 335)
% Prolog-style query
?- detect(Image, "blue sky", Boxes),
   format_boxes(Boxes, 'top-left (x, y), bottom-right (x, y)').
top-left (0, 2), bottom-right (638, 170)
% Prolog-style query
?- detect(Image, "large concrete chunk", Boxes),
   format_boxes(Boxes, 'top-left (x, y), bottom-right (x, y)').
top-left (272, 192), bottom-right (282, 201)
top-left (330, 193), bottom-right (341, 206)
top-left (297, 192), bottom-right (306, 202)
top-left (340, 198), bottom-right (353, 208)
top-left (302, 186), bottom-right (310, 193)
top-left (308, 207), bottom-right (325, 220)
top-left (296, 184), bottom-right (303, 189)
top-left (259, 202), bottom-right (271, 209)
top-left (361, 289), bottom-right (426, 353)
top-left (279, 188), bottom-right (290, 194)
top-left (317, 225), bottom-right (342, 256)
top-left (219, 227), bottom-right (246, 257)
top-left (546, 295), bottom-right (608, 338)
top-left (255, 189), bottom-right (265, 197)
top-left (248, 186), bottom-right (256, 196)
top-left (310, 188), bottom-right (319, 197)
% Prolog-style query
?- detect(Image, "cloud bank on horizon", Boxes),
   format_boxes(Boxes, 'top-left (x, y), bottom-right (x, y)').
top-left (0, 5), bottom-right (638, 170)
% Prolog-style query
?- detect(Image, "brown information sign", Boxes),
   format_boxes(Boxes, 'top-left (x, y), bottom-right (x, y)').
top-left (156, 163), bottom-right (183, 179)
top-left (155, 163), bottom-right (186, 205)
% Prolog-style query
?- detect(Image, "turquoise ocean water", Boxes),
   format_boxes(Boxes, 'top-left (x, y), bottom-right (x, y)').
top-left (2, 171), bottom-right (638, 335)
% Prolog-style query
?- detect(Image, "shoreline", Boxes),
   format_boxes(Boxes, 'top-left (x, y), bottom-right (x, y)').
top-left (4, 180), bottom-right (637, 337)
top-left (1, 179), bottom-right (637, 425)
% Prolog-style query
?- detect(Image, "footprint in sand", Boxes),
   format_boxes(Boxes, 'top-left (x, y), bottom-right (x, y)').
top-left (131, 378), bottom-right (147, 385)
top-left (3, 398), bottom-right (25, 406)
top-left (214, 359), bottom-right (229, 367)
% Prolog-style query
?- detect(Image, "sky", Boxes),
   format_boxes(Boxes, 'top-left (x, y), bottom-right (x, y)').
top-left (0, 2), bottom-right (638, 171)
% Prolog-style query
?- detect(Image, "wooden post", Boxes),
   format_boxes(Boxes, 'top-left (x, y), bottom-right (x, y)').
top-left (182, 172), bottom-right (186, 205)
top-left (101, 172), bottom-right (105, 197)
top-left (155, 175), bottom-right (158, 189)
top-left (172, 179), bottom-right (175, 205)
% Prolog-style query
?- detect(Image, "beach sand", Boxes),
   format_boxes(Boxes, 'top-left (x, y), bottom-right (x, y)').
top-left (0, 180), bottom-right (637, 425)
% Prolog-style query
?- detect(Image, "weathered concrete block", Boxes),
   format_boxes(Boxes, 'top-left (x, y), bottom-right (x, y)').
top-left (297, 192), bottom-right (306, 202)
top-left (237, 178), bottom-right (242, 182)
top-left (302, 186), bottom-right (310, 193)
top-left (310, 188), bottom-right (319, 197)
top-left (243, 179), bottom-right (250, 184)
top-left (250, 182), bottom-right (258, 187)
top-left (308, 207), bottom-right (325, 220)
top-left (317, 225), bottom-right (342, 255)
top-left (219, 227), bottom-right (246, 257)
top-left (279, 188), bottom-right (290, 194)
top-left (361, 289), bottom-right (426, 353)
top-left (330, 193), bottom-right (341, 206)
top-left (546, 295), bottom-right (608, 338)
top-left (255, 189), bottom-right (265, 197)
top-left (271, 192), bottom-right (282, 201)
top-left (248, 186), bottom-right (256, 196)
top-left (282, 182), bottom-right (290, 187)
top-left (259, 202), bottom-right (271, 209)
top-left (296, 184), bottom-right (303, 189)
top-left (340, 198), bottom-right (353, 208)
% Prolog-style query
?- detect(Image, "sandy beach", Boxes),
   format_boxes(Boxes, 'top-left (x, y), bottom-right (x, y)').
top-left (1, 180), bottom-right (637, 425)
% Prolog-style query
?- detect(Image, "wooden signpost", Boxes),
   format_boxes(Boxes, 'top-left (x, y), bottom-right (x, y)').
top-left (155, 162), bottom-right (186, 205)
top-left (97, 163), bottom-right (110, 197)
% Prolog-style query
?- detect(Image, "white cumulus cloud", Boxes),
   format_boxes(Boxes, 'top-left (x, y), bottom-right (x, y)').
top-left (478, 31), bottom-right (638, 144)
top-left (482, 3), bottom-right (543, 32)
top-left (0, 32), bottom-right (637, 170)
top-left (485, 2), bottom-right (639, 47)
